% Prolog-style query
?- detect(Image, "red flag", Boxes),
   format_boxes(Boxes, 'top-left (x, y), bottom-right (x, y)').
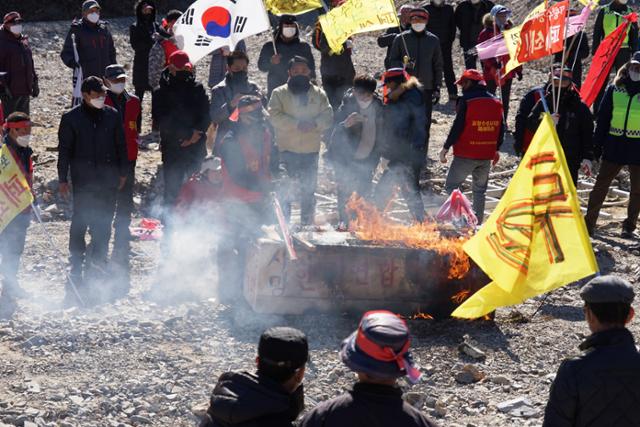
top-left (517, 1), bottom-right (569, 63)
top-left (580, 13), bottom-right (638, 108)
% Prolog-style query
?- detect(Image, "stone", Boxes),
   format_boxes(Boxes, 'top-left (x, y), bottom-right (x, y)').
top-left (458, 336), bottom-right (486, 360)
top-left (489, 375), bottom-right (511, 386)
top-left (404, 392), bottom-right (426, 409)
top-left (129, 415), bottom-right (152, 424)
top-left (497, 396), bottom-right (539, 418)
top-left (455, 364), bottom-right (485, 384)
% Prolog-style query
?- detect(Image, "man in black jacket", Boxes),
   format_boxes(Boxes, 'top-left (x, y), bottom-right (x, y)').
top-left (543, 275), bottom-right (640, 427)
top-left (58, 76), bottom-right (127, 306)
top-left (210, 50), bottom-right (265, 147)
top-left (152, 51), bottom-right (209, 221)
top-left (376, 5), bottom-right (412, 69)
top-left (0, 12), bottom-right (39, 116)
top-left (60, 1), bottom-right (117, 82)
top-left (200, 327), bottom-right (308, 427)
top-left (299, 310), bottom-right (438, 427)
top-left (129, 0), bottom-right (159, 104)
top-left (525, 66), bottom-right (594, 185)
top-left (425, 0), bottom-right (458, 101)
top-left (258, 15), bottom-right (316, 98)
top-left (454, 0), bottom-right (495, 70)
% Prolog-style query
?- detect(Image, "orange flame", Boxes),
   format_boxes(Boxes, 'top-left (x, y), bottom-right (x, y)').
top-left (451, 289), bottom-right (471, 304)
top-left (346, 195), bottom-right (471, 279)
top-left (411, 312), bottom-right (434, 320)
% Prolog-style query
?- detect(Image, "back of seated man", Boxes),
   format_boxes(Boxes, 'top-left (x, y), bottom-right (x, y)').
top-left (543, 275), bottom-right (640, 427)
top-left (200, 327), bottom-right (308, 427)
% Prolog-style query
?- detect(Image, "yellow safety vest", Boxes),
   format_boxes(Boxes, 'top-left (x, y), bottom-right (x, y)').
top-left (610, 86), bottom-right (640, 138)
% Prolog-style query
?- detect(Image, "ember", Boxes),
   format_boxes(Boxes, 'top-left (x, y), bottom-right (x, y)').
top-left (452, 290), bottom-right (471, 304)
top-left (346, 195), bottom-right (472, 279)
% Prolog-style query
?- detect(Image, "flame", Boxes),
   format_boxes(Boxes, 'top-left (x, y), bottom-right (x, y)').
top-left (411, 312), bottom-right (434, 320)
top-left (451, 289), bottom-right (471, 304)
top-left (346, 195), bottom-right (471, 279)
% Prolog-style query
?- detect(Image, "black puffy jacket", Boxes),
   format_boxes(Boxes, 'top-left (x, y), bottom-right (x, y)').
top-left (199, 371), bottom-right (304, 427)
top-left (129, 0), bottom-right (160, 90)
top-left (543, 328), bottom-right (640, 427)
top-left (258, 23), bottom-right (316, 97)
top-left (60, 18), bottom-right (116, 80)
top-left (454, 0), bottom-right (495, 49)
top-left (57, 103), bottom-right (127, 192)
top-left (424, 3), bottom-right (456, 45)
top-left (152, 70), bottom-right (209, 161)
top-left (0, 28), bottom-right (37, 97)
top-left (298, 382), bottom-right (439, 427)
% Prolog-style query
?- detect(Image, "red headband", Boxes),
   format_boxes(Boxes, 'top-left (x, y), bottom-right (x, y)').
top-left (229, 101), bottom-right (262, 122)
top-left (355, 326), bottom-right (411, 371)
top-left (3, 120), bottom-right (31, 130)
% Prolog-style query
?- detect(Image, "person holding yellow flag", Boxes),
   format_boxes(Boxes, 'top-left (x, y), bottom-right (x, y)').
top-left (0, 112), bottom-right (33, 318)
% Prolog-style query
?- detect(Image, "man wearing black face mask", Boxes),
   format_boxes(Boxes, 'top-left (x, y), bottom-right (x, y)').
top-left (210, 50), bottom-right (265, 147)
top-left (152, 51), bottom-right (210, 225)
top-left (586, 52), bottom-right (640, 240)
top-left (268, 56), bottom-right (333, 226)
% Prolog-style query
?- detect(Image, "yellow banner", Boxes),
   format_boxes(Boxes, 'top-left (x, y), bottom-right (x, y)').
top-left (452, 113), bottom-right (598, 319)
top-left (319, 0), bottom-right (399, 54)
top-left (0, 144), bottom-right (33, 233)
top-left (578, 0), bottom-right (599, 9)
top-left (504, 1), bottom-right (546, 75)
top-left (265, 0), bottom-right (323, 16)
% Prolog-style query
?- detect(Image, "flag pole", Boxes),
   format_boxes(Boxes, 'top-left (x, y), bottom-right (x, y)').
top-left (31, 203), bottom-right (86, 307)
top-left (555, 2), bottom-right (571, 113)
top-left (261, 1), bottom-right (279, 54)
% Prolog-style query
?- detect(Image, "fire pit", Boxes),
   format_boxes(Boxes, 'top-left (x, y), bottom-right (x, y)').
top-left (243, 198), bottom-right (490, 319)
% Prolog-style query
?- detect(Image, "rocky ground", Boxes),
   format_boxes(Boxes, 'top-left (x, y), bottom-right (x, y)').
top-left (1, 9), bottom-right (640, 427)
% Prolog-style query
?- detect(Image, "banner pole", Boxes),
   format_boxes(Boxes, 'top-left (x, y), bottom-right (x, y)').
top-left (31, 203), bottom-right (86, 307)
top-left (555, 2), bottom-right (571, 113)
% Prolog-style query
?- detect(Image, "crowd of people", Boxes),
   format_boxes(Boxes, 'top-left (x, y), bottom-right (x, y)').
top-left (2, 0), bottom-right (640, 425)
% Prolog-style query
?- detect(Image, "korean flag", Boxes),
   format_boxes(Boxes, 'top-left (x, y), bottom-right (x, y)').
top-left (174, 0), bottom-right (271, 64)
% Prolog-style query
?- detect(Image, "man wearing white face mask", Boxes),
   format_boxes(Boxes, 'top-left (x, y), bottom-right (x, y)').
top-left (61, 1), bottom-right (116, 91)
top-left (0, 12), bottom-right (39, 116)
top-left (104, 65), bottom-right (141, 292)
top-left (0, 112), bottom-right (34, 318)
top-left (58, 76), bottom-right (128, 307)
top-left (586, 52), bottom-right (640, 240)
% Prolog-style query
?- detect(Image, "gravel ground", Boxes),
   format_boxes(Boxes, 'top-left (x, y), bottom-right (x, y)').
top-left (1, 11), bottom-right (640, 427)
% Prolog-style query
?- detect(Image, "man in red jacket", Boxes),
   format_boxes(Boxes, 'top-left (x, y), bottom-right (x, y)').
top-left (0, 112), bottom-right (33, 318)
top-left (104, 64), bottom-right (141, 296)
top-left (439, 69), bottom-right (504, 223)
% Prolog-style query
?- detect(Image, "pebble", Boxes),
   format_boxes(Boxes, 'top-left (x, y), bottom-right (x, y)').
top-left (455, 364), bottom-right (485, 384)
top-left (496, 396), bottom-right (539, 418)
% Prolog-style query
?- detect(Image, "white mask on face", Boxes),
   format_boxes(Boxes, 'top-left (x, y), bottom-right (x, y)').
top-left (630, 70), bottom-right (640, 82)
top-left (90, 96), bottom-right (105, 109)
top-left (357, 98), bottom-right (373, 109)
top-left (412, 23), bottom-right (426, 33)
top-left (16, 135), bottom-right (31, 147)
top-left (619, 0), bottom-right (628, 4)
top-left (282, 26), bottom-right (297, 39)
top-left (470, 0), bottom-right (481, 4)
top-left (9, 24), bottom-right (22, 35)
top-left (86, 12), bottom-right (100, 24)
top-left (109, 82), bottom-right (125, 94)
top-left (432, 0), bottom-right (444, 5)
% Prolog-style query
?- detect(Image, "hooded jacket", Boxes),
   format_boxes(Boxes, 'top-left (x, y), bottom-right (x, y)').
top-left (380, 77), bottom-right (427, 164)
top-left (388, 29), bottom-right (444, 91)
top-left (152, 70), bottom-right (209, 160)
top-left (129, 0), bottom-right (160, 90)
top-left (454, 0), bottom-right (495, 49)
top-left (258, 21), bottom-right (316, 97)
top-left (543, 328), bottom-right (640, 427)
top-left (199, 371), bottom-right (304, 427)
top-left (268, 82), bottom-right (333, 154)
top-left (60, 18), bottom-right (116, 81)
top-left (0, 27), bottom-right (37, 97)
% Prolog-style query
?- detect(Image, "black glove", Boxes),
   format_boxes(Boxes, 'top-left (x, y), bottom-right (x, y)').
top-left (432, 88), bottom-right (441, 105)
top-left (32, 79), bottom-right (40, 98)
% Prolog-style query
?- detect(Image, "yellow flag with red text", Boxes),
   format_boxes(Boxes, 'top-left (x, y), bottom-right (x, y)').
top-left (452, 113), bottom-right (598, 319)
top-left (0, 144), bottom-right (33, 233)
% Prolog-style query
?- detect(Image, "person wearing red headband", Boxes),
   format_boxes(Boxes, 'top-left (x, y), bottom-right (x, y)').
top-left (0, 12), bottom-right (39, 116)
top-left (216, 95), bottom-right (282, 303)
top-left (0, 112), bottom-right (33, 318)
top-left (298, 310), bottom-right (438, 427)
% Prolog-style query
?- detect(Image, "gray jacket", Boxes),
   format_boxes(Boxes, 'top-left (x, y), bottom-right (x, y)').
top-left (389, 30), bottom-right (443, 91)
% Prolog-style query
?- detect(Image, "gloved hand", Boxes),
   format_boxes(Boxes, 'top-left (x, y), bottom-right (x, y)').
top-left (581, 159), bottom-right (593, 177)
top-left (432, 88), bottom-right (441, 105)
top-left (31, 79), bottom-right (40, 98)
top-left (439, 148), bottom-right (448, 164)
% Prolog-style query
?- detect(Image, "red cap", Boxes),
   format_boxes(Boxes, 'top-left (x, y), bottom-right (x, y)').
top-left (168, 50), bottom-right (193, 70)
top-left (3, 12), bottom-right (22, 25)
top-left (409, 8), bottom-right (429, 20)
top-left (455, 69), bottom-right (486, 85)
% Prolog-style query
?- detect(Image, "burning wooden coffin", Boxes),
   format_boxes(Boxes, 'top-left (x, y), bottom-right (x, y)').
top-left (243, 197), bottom-right (490, 319)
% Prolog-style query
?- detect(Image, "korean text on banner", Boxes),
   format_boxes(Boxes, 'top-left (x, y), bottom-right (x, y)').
top-left (452, 114), bottom-right (598, 319)
top-left (0, 144), bottom-right (33, 233)
top-left (318, 0), bottom-right (399, 54)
